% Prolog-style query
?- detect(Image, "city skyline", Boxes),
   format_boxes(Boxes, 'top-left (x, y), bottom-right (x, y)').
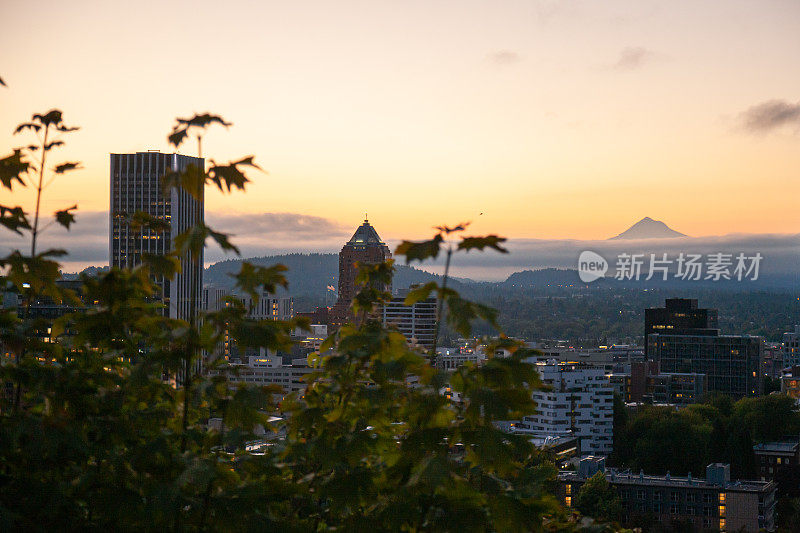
top-left (1, 0), bottom-right (799, 255)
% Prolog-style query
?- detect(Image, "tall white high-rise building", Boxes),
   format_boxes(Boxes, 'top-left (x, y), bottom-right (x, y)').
top-left (517, 362), bottom-right (614, 455)
top-left (110, 151), bottom-right (204, 321)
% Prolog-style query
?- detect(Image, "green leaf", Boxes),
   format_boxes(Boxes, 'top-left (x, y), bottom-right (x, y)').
top-left (403, 281), bottom-right (438, 306)
top-left (0, 150), bottom-right (31, 190)
top-left (207, 156), bottom-right (261, 193)
top-left (457, 235), bottom-right (508, 254)
top-left (43, 140), bottom-right (64, 151)
top-left (168, 113), bottom-right (232, 148)
top-left (141, 253), bottom-right (181, 277)
top-left (129, 211), bottom-right (170, 233)
top-left (232, 262), bottom-right (288, 302)
top-left (54, 162), bottom-right (82, 174)
top-left (395, 234), bottom-right (443, 263)
top-left (434, 222), bottom-right (470, 234)
top-left (14, 122), bottom-right (41, 134)
top-left (173, 223), bottom-right (240, 257)
top-left (54, 205), bottom-right (77, 229)
top-left (160, 163), bottom-right (204, 200)
top-left (0, 205), bottom-right (30, 234)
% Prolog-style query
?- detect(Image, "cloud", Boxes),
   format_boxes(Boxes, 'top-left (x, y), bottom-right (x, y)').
top-left (1, 211), bottom-right (351, 270)
top-left (406, 233), bottom-right (800, 281)
top-left (740, 99), bottom-right (800, 134)
top-left (1, 210), bottom-right (109, 271)
top-left (487, 50), bottom-right (521, 66)
top-left (612, 47), bottom-right (656, 71)
top-left (207, 212), bottom-right (348, 240)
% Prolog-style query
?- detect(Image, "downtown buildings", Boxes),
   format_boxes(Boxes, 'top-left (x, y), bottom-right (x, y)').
top-left (110, 151), bottom-right (204, 321)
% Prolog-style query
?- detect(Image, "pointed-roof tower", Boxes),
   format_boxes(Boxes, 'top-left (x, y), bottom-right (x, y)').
top-left (331, 218), bottom-right (392, 324)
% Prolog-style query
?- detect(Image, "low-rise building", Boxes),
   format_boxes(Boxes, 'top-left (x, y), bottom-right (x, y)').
top-left (558, 458), bottom-right (776, 532)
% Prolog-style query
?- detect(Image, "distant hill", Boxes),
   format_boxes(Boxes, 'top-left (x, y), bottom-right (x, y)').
top-left (203, 253), bottom-right (471, 302)
top-left (610, 217), bottom-right (686, 239)
top-left (504, 268), bottom-right (585, 287)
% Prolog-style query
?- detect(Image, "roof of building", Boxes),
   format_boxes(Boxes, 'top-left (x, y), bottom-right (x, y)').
top-left (753, 441), bottom-right (799, 454)
top-left (559, 469), bottom-right (774, 493)
top-left (347, 219), bottom-right (385, 246)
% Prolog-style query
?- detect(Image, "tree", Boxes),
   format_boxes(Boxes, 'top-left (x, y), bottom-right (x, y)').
top-left (574, 472), bottom-right (622, 524)
top-left (0, 95), bottom-right (583, 529)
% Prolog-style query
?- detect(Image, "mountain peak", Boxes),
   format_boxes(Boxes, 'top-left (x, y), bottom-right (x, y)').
top-left (609, 217), bottom-right (687, 240)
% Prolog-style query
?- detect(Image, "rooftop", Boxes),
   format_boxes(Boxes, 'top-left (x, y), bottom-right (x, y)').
top-left (346, 218), bottom-right (385, 246)
top-left (559, 469), bottom-right (774, 493)
top-left (753, 441), bottom-right (799, 454)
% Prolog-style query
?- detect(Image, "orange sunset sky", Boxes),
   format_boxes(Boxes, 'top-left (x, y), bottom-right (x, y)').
top-left (1, 0), bottom-right (799, 248)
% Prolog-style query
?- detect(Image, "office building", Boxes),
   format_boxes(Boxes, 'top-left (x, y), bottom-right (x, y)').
top-left (645, 298), bottom-right (718, 357)
top-left (515, 362), bottom-right (614, 455)
top-left (558, 458), bottom-right (776, 532)
top-left (110, 151), bottom-right (204, 321)
top-left (382, 286), bottom-right (436, 350)
top-left (609, 361), bottom-right (707, 405)
top-left (330, 218), bottom-right (392, 324)
top-left (649, 333), bottom-right (762, 398)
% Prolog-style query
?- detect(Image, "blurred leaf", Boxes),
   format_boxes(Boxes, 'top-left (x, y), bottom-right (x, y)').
top-left (0, 205), bottom-right (30, 234)
top-left (54, 205), bottom-right (77, 229)
top-left (0, 150), bottom-right (31, 190)
top-left (54, 162), bottom-right (82, 174)
top-left (403, 281), bottom-right (438, 306)
top-left (129, 210), bottom-right (170, 233)
top-left (141, 253), bottom-right (181, 277)
top-left (168, 113), bottom-right (231, 148)
top-left (434, 222), bottom-right (470, 234)
top-left (161, 163), bottom-right (204, 200)
top-left (207, 156), bottom-right (261, 193)
top-left (33, 110), bottom-right (63, 126)
top-left (232, 262), bottom-right (288, 303)
top-left (458, 235), bottom-right (508, 254)
top-left (174, 223), bottom-right (240, 256)
top-left (395, 234), bottom-right (443, 263)
top-left (43, 140), bottom-right (64, 151)
top-left (14, 122), bottom-right (41, 134)
top-left (0, 76), bottom-right (5, 87)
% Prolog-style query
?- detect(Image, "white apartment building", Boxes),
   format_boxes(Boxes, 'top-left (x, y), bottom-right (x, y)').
top-left (516, 362), bottom-right (614, 456)
top-left (224, 354), bottom-right (314, 395)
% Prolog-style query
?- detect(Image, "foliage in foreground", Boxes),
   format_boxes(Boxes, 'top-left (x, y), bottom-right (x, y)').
top-left (0, 99), bottom-right (617, 530)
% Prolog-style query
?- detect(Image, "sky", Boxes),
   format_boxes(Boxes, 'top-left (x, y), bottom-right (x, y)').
top-left (1, 0), bottom-right (799, 274)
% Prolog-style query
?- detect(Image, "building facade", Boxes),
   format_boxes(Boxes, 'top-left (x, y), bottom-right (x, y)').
top-left (330, 218), bottom-right (392, 324)
top-left (783, 326), bottom-right (800, 368)
top-left (610, 361), bottom-right (707, 405)
top-left (645, 298), bottom-right (718, 357)
top-left (382, 287), bottom-right (436, 350)
top-left (558, 458), bottom-right (776, 532)
top-left (516, 362), bottom-right (614, 455)
top-left (110, 151), bottom-right (204, 321)
top-left (650, 333), bottom-right (763, 398)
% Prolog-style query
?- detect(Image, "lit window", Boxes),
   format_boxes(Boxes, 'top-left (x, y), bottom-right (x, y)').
top-left (565, 496), bottom-right (571, 507)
